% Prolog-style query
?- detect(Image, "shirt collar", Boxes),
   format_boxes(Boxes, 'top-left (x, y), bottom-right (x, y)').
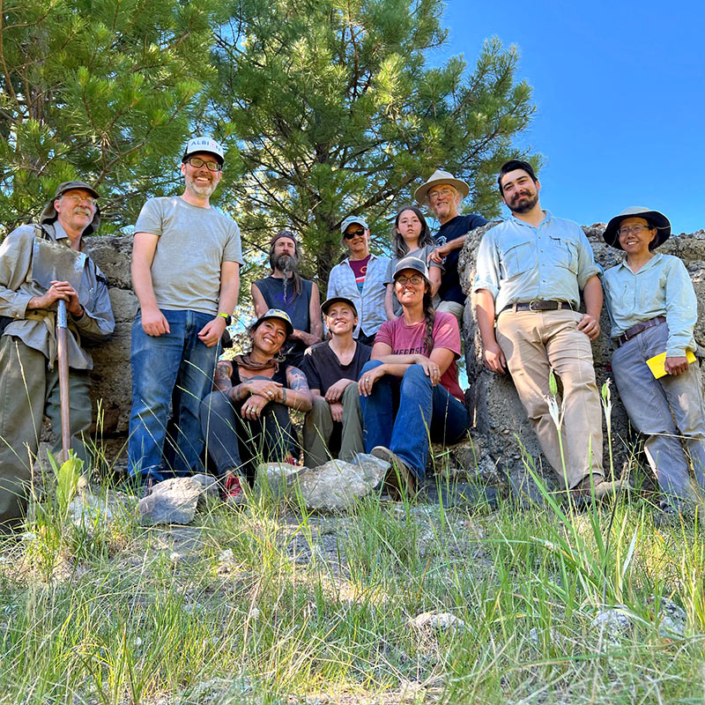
top-left (617, 252), bottom-right (663, 273)
top-left (50, 220), bottom-right (86, 251)
top-left (508, 209), bottom-right (552, 228)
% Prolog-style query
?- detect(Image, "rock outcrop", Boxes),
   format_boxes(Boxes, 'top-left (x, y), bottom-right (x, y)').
top-left (80, 228), bottom-right (705, 492)
top-left (83, 235), bottom-right (136, 435)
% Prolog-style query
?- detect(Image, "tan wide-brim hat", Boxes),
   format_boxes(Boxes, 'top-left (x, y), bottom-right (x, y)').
top-left (414, 169), bottom-right (470, 205)
top-left (603, 206), bottom-right (671, 250)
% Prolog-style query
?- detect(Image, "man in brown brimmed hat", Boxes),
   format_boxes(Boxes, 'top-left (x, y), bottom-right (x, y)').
top-left (414, 169), bottom-right (488, 324)
top-left (0, 181), bottom-right (115, 527)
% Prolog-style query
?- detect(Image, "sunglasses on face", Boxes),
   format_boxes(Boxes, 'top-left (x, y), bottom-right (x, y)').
top-left (343, 229), bottom-right (366, 240)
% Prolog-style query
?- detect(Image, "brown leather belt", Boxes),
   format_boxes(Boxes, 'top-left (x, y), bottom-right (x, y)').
top-left (500, 300), bottom-right (574, 314)
top-left (615, 316), bottom-right (666, 347)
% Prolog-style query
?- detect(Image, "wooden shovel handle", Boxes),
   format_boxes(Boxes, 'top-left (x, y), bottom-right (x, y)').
top-left (57, 300), bottom-right (71, 463)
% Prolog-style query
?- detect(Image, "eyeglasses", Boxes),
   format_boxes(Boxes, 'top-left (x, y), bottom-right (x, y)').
top-left (395, 275), bottom-right (424, 286)
top-left (62, 194), bottom-right (97, 207)
top-left (618, 224), bottom-right (652, 238)
top-left (185, 156), bottom-right (222, 172)
top-left (343, 229), bottom-right (366, 240)
top-left (428, 187), bottom-right (455, 201)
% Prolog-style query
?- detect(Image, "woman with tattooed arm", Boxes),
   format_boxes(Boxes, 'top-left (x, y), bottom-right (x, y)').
top-left (199, 309), bottom-right (312, 504)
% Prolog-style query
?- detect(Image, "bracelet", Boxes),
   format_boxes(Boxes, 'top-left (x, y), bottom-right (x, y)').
top-left (217, 312), bottom-right (229, 320)
top-left (282, 388), bottom-right (287, 404)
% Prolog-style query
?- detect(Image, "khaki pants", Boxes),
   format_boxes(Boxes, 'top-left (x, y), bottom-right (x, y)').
top-left (0, 336), bottom-right (92, 525)
top-left (303, 383), bottom-right (364, 468)
top-left (496, 310), bottom-right (603, 488)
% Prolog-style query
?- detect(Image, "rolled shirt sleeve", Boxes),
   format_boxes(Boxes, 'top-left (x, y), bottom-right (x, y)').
top-left (0, 226), bottom-right (37, 319)
top-left (472, 228), bottom-right (501, 300)
top-left (664, 258), bottom-right (698, 357)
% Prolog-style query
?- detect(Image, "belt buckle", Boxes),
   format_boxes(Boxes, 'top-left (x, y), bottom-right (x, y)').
top-left (528, 300), bottom-right (541, 312)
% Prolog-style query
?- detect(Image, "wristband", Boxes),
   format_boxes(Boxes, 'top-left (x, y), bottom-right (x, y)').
top-left (217, 312), bottom-right (229, 319)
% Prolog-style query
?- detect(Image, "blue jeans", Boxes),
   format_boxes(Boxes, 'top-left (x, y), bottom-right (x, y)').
top-left (612, 322), bottom-right (705, 503)
top-left (359, 361), bottom-right (469, 479)
top-left (128, 309), bottom-right (221, 481)
top-left (200, 389), bottom-right (296, 484)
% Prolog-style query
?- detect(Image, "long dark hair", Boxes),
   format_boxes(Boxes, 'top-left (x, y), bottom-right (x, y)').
top-left (391, 205), bottom-right (434, 259)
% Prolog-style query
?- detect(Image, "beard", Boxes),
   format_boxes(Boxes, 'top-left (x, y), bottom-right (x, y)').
top-left (185, 172), bottom-right (216, 198)
top-left (507, 191), bottom-right (539, 214)
top-left (271, 252), bottom-right (299, 276)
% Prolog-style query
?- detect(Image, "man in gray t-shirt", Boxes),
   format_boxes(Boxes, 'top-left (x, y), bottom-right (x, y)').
top-left (128, 136), bottom-right (243, 484)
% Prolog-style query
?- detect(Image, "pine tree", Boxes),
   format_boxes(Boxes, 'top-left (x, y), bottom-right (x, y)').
top-left (211, 0), bottom-right (535, 283)
top-left (0, 0), bottom-right (226, 234)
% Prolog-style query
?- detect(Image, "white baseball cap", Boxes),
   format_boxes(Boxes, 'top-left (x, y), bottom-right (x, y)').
top-left (182, 136), bottom-right (225, 165)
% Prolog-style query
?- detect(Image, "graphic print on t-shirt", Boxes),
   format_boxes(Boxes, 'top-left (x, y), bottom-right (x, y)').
top-left (349, 255), bottom-right (371, 293)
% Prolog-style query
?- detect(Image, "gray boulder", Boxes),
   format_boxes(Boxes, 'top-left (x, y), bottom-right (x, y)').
top-left (292, 456), bottom-right (389, 511)
top-left (138, 477), bottom-right (204, 526)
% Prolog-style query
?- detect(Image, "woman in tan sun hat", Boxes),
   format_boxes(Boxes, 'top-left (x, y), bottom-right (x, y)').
top-left (602, 206), bottom-right (705, 511)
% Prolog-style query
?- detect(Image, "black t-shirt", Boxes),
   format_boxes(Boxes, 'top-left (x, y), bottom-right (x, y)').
top-left (435, 213), bottom-right (488, 304)
top-left (301, 341), bottom-right (371, 395)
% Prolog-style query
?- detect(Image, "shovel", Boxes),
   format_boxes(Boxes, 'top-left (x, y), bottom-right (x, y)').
top-left (31, 238), bottom-right (86, 462)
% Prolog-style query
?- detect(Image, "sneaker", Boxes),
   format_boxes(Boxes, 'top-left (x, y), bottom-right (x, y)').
top-left (222, 473), bottom-right (248, 506)
top-left (371, 446), bottom-right (417, 499)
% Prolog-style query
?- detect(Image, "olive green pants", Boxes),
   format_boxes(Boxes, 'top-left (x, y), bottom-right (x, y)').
top-left (0, 336), bottom-right (92, 526)
top-left (303, 383), bottom-right (364, 468)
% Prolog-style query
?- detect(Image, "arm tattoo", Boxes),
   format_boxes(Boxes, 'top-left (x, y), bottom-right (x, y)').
top-left (215, 361), bottom-right (232, 380)
top-left (287, 367), bottom-right (310, 392)
top-left (214, 361), bottom-right (233, 393)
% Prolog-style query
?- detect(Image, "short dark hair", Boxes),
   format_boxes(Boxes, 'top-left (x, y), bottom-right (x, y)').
top-left (498, 160), bottom-right (538, 194)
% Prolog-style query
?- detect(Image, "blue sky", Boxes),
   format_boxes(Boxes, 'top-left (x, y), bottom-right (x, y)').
top-left (437, 0), bottom-right (705, 234)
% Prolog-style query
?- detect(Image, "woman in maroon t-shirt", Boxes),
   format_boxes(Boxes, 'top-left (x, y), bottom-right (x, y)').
top-left (358, 256), bottom-right (469, 498)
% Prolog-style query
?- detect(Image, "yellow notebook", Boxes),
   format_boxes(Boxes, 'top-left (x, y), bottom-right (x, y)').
top-left (646, 350), bottom-right (697, 379)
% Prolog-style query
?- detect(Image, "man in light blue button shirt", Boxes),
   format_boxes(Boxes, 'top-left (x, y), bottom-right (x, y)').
top-left (473, 160), bottom-right (625, 498)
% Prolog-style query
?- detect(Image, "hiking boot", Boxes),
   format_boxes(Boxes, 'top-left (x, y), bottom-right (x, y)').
top-left (222, 473), bottom-right (249, 506)
top-left (571, 474), bottom-right (629, 501)
top-left (371, 446), bottom-right (417, 500)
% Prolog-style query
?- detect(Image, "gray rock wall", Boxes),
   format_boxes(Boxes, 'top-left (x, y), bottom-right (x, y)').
top-left (459, 224), bottom-right (705, 488)
top-left (82, 228), bottom-right (705, 489)
top-left (83, 235), bottom-right (136, 435)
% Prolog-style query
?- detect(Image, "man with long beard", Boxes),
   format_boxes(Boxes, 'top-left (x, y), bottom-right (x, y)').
top-left (129, 137), bottom-right (242, 486)
top-left (251, 231), bottom-right (322, 368)
top-left (473, 160), bottom-right (625, 499)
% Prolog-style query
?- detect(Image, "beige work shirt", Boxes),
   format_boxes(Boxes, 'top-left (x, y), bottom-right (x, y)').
top-left (0, 221), bottom-right (115, 370)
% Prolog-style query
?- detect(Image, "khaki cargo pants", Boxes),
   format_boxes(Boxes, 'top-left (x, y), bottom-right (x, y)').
top-left (496, 309), bottom-right (603, 488)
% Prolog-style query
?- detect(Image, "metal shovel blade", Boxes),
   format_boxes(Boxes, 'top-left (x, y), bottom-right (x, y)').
top-left (31, 237), bottom-right (86, 294)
